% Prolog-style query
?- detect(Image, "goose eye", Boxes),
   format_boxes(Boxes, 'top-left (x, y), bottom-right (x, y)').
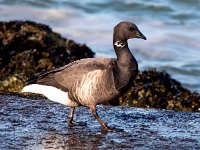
top-left (128, 27), bottom-right (135, 32)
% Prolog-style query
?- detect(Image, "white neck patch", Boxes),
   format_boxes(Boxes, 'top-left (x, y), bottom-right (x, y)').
top-left (114, 41), bottom-right (125, 48)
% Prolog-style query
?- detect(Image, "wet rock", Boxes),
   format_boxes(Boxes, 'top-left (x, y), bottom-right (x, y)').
top-left (0, 20), bottom-right (94, 91)
top-left (0, 95), bottom-right (200, 150)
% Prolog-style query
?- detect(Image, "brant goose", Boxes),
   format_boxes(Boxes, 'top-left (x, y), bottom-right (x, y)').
top-left (22, 21), bottom-right (146, 131)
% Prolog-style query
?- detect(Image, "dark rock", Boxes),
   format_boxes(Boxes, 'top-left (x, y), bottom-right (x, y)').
top-left (0, 20), bottom-right (94, 91)
top-left (115, 69), bottom-right (200, 112)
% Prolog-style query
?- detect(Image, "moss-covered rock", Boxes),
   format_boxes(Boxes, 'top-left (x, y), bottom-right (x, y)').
top-left (0, 20), bottom-right (94, 91)
top-left (116, 69), bottom-right (200, 112)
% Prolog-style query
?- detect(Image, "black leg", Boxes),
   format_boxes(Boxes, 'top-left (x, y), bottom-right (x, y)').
top-left (89, 106), bottom-right (114, 131)
top-left (67, 107), bottom-right (86, 127)
top-left (68, 107), bottom-right (77, 126)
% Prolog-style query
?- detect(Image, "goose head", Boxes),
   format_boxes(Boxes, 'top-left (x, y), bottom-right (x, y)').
top-left (113, 21), bottom-right (146, 42)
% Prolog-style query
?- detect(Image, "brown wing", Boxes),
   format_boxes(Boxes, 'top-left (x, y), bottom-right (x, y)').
top-left (28, 58), bottom-right (116, 92)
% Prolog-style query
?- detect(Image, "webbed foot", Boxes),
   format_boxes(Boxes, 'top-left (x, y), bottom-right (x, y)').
top-left (68, 120), bottom-right (87, 127)
top-left (101, 126), bottom-right (124, 132)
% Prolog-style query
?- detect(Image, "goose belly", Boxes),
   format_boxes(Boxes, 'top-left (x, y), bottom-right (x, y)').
top-left (71, 70), bottom-right (119, 106)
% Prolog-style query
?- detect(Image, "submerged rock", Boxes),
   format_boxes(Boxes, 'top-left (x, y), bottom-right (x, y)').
top-left (0, 20), bottom-right (94, 91)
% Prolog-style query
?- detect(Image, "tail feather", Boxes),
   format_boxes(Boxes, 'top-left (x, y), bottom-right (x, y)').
top-left (25, 75), bottom-right (38, 85)
top-left (25, 71), bottom-right (50, 85)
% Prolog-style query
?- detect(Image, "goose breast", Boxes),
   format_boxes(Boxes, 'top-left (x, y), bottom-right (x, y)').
top-left (69, 67), bottom-right (120, 106)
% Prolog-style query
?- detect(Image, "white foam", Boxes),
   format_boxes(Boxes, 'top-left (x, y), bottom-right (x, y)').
top-left (21, 84), bottom-right (69, 105)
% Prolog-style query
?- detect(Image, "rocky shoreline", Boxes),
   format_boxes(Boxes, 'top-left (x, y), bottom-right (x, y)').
top-left (0, 21), bottom-right (199, 112)
top-left (0, 21), bottom-right (94, 92)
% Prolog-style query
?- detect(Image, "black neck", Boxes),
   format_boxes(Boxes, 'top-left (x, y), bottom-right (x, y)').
top-left (113, 37), bottom-right (138, 90)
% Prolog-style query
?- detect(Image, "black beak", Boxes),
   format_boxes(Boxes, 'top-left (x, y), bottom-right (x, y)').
top-left (136, 30), bottom-right (147, 40)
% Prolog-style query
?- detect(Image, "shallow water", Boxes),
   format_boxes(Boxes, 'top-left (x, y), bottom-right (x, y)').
top-left (0, 0), bottom-right (200, 91)
top-left (0, 95), bottom-right (200, 149)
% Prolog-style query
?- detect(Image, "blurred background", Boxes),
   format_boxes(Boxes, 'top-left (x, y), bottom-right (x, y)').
top-left (0, 0), bottom-right (199, 92)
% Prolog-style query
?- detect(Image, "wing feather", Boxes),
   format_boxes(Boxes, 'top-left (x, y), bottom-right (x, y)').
top-left (26, 58), bottom-right (115, 92)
